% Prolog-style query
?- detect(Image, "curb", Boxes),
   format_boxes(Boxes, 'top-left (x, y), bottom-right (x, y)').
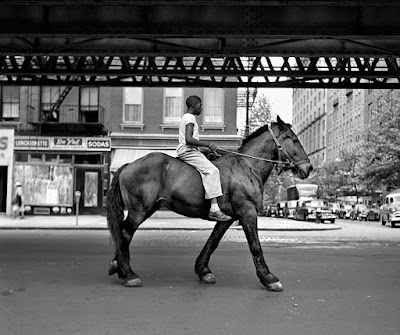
top-left (0, 225), bottom-right (341, 232)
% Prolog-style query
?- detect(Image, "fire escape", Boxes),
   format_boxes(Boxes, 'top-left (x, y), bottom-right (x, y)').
top-left (29, 85), bottom-right (106, 136)
top-left (42, 86), bottom-right (73, 123)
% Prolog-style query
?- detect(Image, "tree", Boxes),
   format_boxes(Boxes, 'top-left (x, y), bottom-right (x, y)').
top-left (305, 161), bottom-right (340, 199)
top-left (335, 146), bottom-right (367, 200)
top-left (245, 94), bottom-right (281, 205)
top-left (362, 90), bottom-right (400, 191)
top-left (249, 94), bottom-right (273, 133)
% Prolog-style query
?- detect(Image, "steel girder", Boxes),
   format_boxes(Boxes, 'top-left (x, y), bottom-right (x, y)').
top-left (1, 55), bottom-right (400, 88)
top-left (0, 1), bottom-right (400, 87)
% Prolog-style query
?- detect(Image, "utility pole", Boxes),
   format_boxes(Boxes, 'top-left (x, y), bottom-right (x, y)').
top-left (237, 57), bottom-right (258, 138)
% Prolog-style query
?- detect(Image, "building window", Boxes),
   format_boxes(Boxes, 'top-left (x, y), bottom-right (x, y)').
top-left (164, 88), bottom-right (183, 123)
top-left (1, 86), bottom-right (20, 121)
top-left (123, 87), bottom-right (143, 123)
top-left (80, 87), bottom-right (99, 122)
top-left (41, 86), bottom-right (67, 121)
top-left (80, 87), bottom-right (99, 112)
top-left (41, 86), bottom-right (64, 111)
top-left (203, 88), bottom-right (224, 124)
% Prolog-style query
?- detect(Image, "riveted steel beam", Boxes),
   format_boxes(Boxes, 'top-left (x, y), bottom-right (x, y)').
top-left (0, 55), bottom-right (399, 88)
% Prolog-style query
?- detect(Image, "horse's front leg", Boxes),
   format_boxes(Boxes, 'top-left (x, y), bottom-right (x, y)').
top-left (240, 211), bottom-right (283, 292)
top-left (195, 220), bottom-right (233, 284)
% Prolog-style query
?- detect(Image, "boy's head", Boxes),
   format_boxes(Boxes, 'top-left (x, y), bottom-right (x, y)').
top-left (186, 95), bottom-right (201, 108)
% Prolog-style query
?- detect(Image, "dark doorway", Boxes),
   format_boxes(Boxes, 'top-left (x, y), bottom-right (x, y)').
top-left (75, 167), bottom-right (102, 214)
top-left (0, 166), bottom-right (8, 212)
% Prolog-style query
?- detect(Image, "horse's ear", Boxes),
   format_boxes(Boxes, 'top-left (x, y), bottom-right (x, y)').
top-left (276, 115), bottom-right (287, 130)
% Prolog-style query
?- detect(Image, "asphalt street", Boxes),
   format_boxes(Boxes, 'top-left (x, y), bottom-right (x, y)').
top-left (1, 218), bottom-right (399, 335)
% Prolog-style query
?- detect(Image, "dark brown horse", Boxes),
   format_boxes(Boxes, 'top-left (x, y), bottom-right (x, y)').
top-left (107, 116), bottom-right (312, 291)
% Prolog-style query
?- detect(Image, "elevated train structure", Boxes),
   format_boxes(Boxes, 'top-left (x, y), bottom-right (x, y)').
top-left (0, 1), bottom-right (400, 88)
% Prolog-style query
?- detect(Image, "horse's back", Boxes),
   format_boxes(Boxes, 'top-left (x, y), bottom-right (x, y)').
top-left (119, 152), bottom-right (206, 204)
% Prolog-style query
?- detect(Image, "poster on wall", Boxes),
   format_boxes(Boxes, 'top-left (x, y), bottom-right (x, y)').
top-left (14, 164), bottom-right (73, 206)
top-left (0, 129), bottom-right (14, 166)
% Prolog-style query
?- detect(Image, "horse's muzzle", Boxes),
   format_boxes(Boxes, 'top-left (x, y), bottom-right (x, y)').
top-left (295, 162), bottom-right (313, 179)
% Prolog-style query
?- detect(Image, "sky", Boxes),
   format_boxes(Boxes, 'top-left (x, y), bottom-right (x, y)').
top-left (237, 88), bottom-right (293, 132)
top-left (258, 88), bottom-right (293, 124)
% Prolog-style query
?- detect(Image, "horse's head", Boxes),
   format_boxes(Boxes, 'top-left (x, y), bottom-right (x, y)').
top-left (271, 116), bottom-right (313, 179)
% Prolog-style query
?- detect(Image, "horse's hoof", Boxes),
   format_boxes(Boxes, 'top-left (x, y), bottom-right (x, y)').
top-left (124, 277), bottom-right (142, 287)
top-left (199, 273), bottom-right (216, 284)
top-left (266, 281), bottom-right (283, 292)
top-left (108, 260), bottom-right (118, 276)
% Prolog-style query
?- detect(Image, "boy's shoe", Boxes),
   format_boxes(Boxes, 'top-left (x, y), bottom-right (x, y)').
top-left (208, 210), bottom-right (232, 221)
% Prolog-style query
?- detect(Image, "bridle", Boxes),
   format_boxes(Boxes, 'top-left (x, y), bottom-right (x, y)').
top-left (218, 127), bottom-right (310, 172)
top-left (267, 127), bottom-right (310, 171)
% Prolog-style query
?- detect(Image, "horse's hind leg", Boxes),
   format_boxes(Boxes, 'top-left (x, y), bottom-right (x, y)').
top-left (109, 212), bottom-right (144, 287)
top-left (195, 221), bottom-right (232, 284)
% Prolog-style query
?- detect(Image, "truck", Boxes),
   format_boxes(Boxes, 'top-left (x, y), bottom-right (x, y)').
top-left (286, 184), bottom-right (336, 223)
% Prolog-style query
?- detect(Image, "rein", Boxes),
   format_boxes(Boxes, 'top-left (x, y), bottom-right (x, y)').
top-left (218, 148), bottom-right (292, 166)
top-left (217, 127), bottom-right (310, 169)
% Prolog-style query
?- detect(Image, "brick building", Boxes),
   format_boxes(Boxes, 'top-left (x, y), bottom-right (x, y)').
top-left (0, 86), bottom-right (240, 216)
top-left (292, 88), bottom-right (376, 166)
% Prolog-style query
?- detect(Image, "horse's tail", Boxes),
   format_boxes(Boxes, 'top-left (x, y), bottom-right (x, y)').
top-left (106, 164), bottom-right (129, 255)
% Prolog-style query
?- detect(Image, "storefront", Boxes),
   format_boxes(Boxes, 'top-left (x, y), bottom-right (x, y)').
top-left (0, 129), bottom-right (14, 215)
top-left (13, 136), bottom-right (111, 215)
top-left (110, 148), bottom-right (176, 173)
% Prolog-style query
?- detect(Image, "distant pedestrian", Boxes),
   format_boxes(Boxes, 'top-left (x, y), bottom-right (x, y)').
top-left (12, 182), bottom-right (25, 219)
top-left (283, 203), bottom-right (289, 219)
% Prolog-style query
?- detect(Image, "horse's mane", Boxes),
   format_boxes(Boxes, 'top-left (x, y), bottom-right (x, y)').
top-left (238, 124), bottom-right (270, 152)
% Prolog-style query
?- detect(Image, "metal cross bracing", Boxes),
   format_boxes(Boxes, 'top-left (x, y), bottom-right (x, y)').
top-left (1, 55), bottom-right (400, 88)
top-left (1, 1), bottom-right (400, 88)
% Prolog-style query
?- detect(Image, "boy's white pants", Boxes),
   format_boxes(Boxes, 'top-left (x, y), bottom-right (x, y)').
top-left (177, 148), bottom-right (223, 199)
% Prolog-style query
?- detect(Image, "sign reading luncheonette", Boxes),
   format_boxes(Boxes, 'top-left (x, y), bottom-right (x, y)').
top-left (14, 136), bottom-right (111, 151)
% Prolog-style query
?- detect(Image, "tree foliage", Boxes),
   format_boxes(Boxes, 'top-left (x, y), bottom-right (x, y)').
top-left (246, 94), bottom-right (284, 204)
top-left (362, 90), bottom-right (400, 190)
top-left (249, 94), bottom-right (273, 133)
top-left (305, 144), bottom-right (369, 200)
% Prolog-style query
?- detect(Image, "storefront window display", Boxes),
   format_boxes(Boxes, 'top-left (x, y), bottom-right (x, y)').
top-left (14, 164), bottom-right (73, 206)
top-left (84, 171), bottom-right (98, 207)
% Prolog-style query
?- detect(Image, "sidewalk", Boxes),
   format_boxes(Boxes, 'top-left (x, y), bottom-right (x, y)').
top-left (0, 212), bottom-right (340, 231)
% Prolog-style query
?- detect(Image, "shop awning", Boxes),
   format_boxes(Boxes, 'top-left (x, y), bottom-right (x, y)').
top-left (110, 149), bottom-right (176, 172)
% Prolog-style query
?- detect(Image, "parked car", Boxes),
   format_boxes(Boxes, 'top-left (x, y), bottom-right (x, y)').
top-left (328, 202), bottom-right (341, 216)
top-left (379, 189), bottom-right (400, 228)
top-left (359, 205), bottom-right (380, 221)
top-left (294, 199), bottom-right (336, 223)
top-left (260, 204), bottom-right (278, 217)
top-left (338, 204), bottom-right (353, 219)
top-left (276, 201), bottom-right (288, 218)
top-left (351, 204), bottom-right (368, 221)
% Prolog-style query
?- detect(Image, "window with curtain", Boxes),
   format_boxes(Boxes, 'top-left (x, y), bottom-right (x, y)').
top-left (123, 87), bottom-right (143, 123)
top-left (164, 88), bottom-right (183, 123)
top-left (1, 86), bottom-right (20, 121)
top-left (80, 87), bottom-right (99, 111)
top-left (203, 88), bottom-right (224, 124)
top-left (41, 86), bottom-right (64, 111)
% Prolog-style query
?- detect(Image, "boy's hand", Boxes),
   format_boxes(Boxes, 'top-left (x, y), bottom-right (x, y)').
top-left (208, 143), bottom-right (218, 151)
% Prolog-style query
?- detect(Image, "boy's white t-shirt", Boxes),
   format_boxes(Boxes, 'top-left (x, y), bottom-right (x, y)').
top-left (177, 113), bottom-right (199, 153)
